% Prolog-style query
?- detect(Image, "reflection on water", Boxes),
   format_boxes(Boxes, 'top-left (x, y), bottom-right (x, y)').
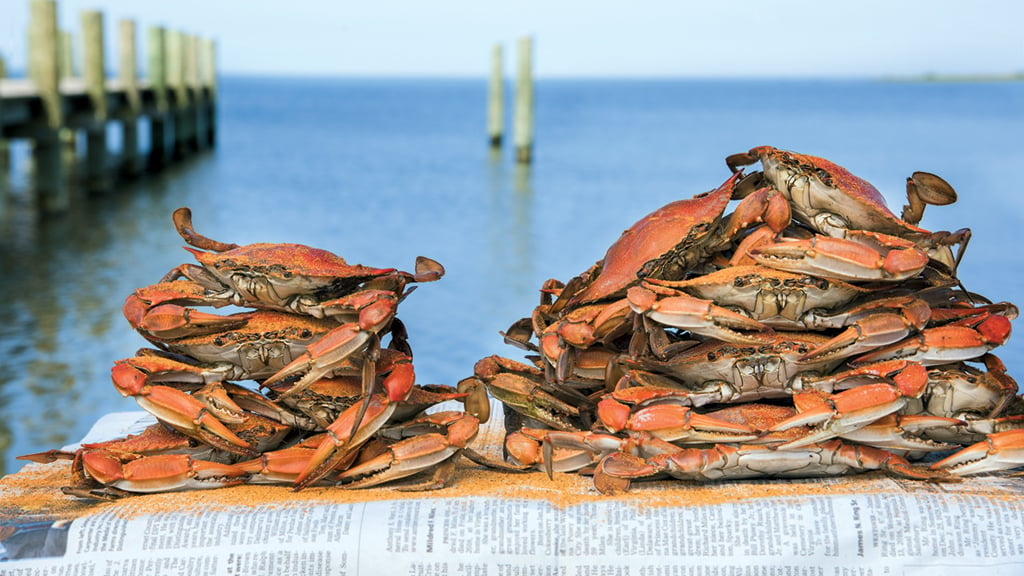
top-left (0, 156), bottom-right (220, 475)
top-left (1, 77), bottom-right (1022, 477)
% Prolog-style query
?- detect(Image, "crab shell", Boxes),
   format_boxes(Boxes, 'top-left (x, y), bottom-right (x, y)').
top-left (567, 171), bottom-right (743, 306)
top-left (740, 146), bottom-right (930, 239)
top-left (171, 207), bottom-right (400, 307)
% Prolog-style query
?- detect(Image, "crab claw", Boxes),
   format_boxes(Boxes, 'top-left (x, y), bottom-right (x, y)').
top-left (752, 231), bottom-right (929, 282)
top-left (932, 430), bottom-right (1024, 475)
top-left (81, 452), bottom-right (248, 493)
top-left (484, 372), bottom-right (580, 431)
top-left (338, 413), bottom-right (479, 490)
top-left (627, 285), bottom-right (772, 345)
top-left (129, 302), bottom-right (250, 342)
top-left (839, 414), bottom-right (964, 453)
top-left (851, 315), bottom-right (1012, 367)
top-left (623, 404), bottom-right (758, 444)
top-left (798, 300), bottom-right (931, 363)
top-left (266, 323), bottom-right (371, 392)
top-left (293, 394), bottom-right (396, 491)
top-left (111, 359), bottom-right (258, 457)
top-left (771, 384), bottom-right (913, 449)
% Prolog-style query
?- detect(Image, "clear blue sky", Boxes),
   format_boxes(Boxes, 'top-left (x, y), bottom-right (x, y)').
top-left (1, 0), bottom-right (1022, 78)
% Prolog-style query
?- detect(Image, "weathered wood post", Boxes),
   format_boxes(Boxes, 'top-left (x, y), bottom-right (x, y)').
top-left (58, 30), bottom-right (74, 78)
top-left (202, 38), bottom-right (217, 147)
top-left (30, 0), bottom-right (67, 210)
top-left (57, 29), bottom-right (78, 181)
top-left (186, 34), bottom-right (205, 151)
top-left (119, 19), bottom-right (141, 177)
top-left (81, 10), bottom-right (109, 191)
top-left (488, 44), bottom-right (504, 148)
top-left (147, 26), bottom-right (169, 170)
top-left (513, 36), bottom-right (534, 164)
top-left (0, 55), bottom-right (9, 176)
top-left (166, 30), bottom-right (191, 158)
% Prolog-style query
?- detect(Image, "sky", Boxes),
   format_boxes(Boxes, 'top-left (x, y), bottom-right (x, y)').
top-left (0, 1), bottom-right (1022, 78)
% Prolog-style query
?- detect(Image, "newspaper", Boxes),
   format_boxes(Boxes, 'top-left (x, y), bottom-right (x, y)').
top-left (2, 408), bottom-right (1023, 575)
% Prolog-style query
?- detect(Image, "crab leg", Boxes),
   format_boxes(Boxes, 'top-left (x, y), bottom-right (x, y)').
top-left (931, 430), bottom-right (1024, 475)
top-left (597, 439), bottom-right (938, 489)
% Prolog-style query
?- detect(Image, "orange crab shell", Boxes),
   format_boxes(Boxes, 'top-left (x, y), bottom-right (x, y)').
top-left (569, 171), bottom-right (742, 306)
top-left (185, 244), bottom-right (395, 281)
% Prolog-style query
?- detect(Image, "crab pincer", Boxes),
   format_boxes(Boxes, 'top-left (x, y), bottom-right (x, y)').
top-left (292, 394), bottom-right (396, 491)
top-left (931, 429), bottom-right (1024, 476)
top-left (336, 412), bottom-right (480, 490)
top-left (769, 383), bottom-right (921, 449)
top-left (111, 358), bottom-right (258, 457)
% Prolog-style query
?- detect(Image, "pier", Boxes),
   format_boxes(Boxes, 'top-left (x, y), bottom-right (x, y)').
top-left (0, 0), bottom-right (217, 211)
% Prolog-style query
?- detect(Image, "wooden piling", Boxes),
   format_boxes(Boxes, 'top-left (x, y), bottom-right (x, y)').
top-left (29, 0), bottom-right (67, 210)
top-left (186, 34), bottom-right (205, 151)
top-left (147, 26), bottom-right (169, 170)
top-left (0, 55), bottom-right (8, 175)
top-left (513, 36), bottom-right (534, 164)
top-left (58, 30), bottom-right (74, 79)
top-left (119, 19), bottom-right (141, 177)
top-left (166, 30), bottom-right (191, 158)
top-left (488, 44), bottom-right (504, 148)
top-left (202, 38), bottom-right (217, 147)
top-left (81, 10), bottom-right (108, 191)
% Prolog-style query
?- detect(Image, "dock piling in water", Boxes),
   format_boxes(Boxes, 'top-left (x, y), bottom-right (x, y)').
top-left (29, 0), bottom-right (67, 210)
top-left (0, 1), bottom-right (218, 210)
top-left (119, 19), bottom-right (141, 177)
top-left (81, 10), bottom-right (108, 192)
top-left (513, 36), bottom-right (534, 164)
top-left (147, 25), bottom-right (169, 171)
top-left (488, 44), bottom-right (504, 148)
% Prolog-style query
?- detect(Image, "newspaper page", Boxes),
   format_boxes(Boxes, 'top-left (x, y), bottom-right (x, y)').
top-left (2, 409), bottom-right (1023, 575)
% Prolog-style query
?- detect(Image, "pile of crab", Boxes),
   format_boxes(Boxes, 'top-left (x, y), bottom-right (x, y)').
top-left (464, 146), bottom-right (1024, 494)
top-left (21, 208), bottom-right (487, 499)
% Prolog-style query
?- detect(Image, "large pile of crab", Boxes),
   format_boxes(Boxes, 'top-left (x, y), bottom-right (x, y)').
top-left (21, 208), bottom-right (487, 498)
top-left (464, 146), bottom-right (1024, 493)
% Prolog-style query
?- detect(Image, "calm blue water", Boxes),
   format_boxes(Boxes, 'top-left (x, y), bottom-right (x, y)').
top-left (1, 77), bottom-right (1022, 475)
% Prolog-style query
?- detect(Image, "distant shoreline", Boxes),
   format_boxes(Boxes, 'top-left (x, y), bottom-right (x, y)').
top-left (881, 72), bottom-right (1024, 83)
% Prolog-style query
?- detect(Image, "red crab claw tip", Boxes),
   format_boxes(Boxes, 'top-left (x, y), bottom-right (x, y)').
top-left (111, 362), bottom-right (147, 396)
top-left (977, 315), bottom-right (1012, 346)
top-left (382, 361), bottom-right (415, 403)
top-left (597, 397), bottom-right (631, 433)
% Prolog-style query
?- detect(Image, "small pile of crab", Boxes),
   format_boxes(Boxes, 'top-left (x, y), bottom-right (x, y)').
top-left (464, 146), bottom-right (1024, 493)
top-left (21, 208), bottom-right (488, 499)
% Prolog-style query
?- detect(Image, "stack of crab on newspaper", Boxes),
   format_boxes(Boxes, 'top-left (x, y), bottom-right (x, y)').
top-left (464, 146), bottom-right (1024, 493)
top-left (21, 208), bottom-right (488, 498)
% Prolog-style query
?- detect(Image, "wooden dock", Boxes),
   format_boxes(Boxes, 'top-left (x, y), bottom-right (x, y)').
top-left (0, 0), bottom-right (217, 211)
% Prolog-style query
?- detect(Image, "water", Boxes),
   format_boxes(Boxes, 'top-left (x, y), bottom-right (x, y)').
top-left (1, 77), bottom-right (1022, 475)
